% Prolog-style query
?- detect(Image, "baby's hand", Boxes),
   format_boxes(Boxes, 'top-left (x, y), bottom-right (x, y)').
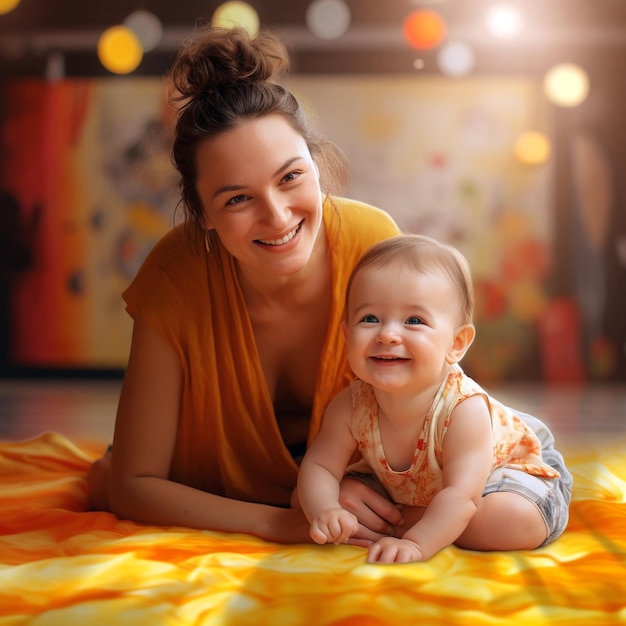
top-left (310, 509), bottom-right (359, 545)
top-left (367, 537), bottom-right (424, 563)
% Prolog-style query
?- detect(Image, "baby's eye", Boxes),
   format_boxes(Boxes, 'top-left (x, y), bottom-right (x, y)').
top-left (359, 314), bottom-right (378, 324)
top-left (360, 314), bottom-right (379, 324)
top-left (406, 316), bottom-right (424, 325)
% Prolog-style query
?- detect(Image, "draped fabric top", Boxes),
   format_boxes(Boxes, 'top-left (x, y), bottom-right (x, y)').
top-left (123, 197), bottom-right (400, 506)
top-left (350, 364), bottom-right (561, 507)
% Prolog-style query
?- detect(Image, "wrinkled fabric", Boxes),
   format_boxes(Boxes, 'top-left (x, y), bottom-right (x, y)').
top-left (2, 432), bottom-right (625, 625)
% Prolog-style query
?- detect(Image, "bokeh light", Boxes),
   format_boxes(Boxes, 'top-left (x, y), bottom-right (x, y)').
top-left (437, 41), bottom-right (475, 77)
top-left (0, 0), bottom-right (20, 15)
top-left (124, 10), bottom-right (163, 53)
top-left (485, 5), bottom-right (523, 38)
top-left (97, 25), bottom-right (143, 75)
top-left (514, 131), bottom-right (551, 165)
top-left (212, 1), bottom-right (260, 36)
top-left (403, 10), bottom-right (446, 50)
top-left (306, 0), bottom-right (351, 40)
top-left (543, 63), bottom-right (590, 107)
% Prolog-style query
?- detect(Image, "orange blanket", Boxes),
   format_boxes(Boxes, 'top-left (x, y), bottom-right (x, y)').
top-left (1, 432), bottom-right (625, 625)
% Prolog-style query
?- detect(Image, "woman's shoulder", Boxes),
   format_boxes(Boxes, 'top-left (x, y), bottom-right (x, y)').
top-left (123, 223), bottom-right (204, 303)
top-left (134, 223), bottom-right (203, 278)
top-left (145, 223), bottom-right (196, 261)
top-left (332, 196), bottom-right (399, 228)
top-left (325, 196), bottom-right (400, 252)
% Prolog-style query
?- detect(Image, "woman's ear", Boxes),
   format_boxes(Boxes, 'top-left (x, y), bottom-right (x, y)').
top-left (446, 324), bottom-right (475, 364)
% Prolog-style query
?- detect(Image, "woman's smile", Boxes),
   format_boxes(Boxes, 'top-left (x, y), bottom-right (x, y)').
top-left (256, 221), bottom-right (303, 247)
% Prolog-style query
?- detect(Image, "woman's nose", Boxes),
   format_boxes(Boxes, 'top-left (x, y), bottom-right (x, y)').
top-left (260, 193), bottom-right (290, 227)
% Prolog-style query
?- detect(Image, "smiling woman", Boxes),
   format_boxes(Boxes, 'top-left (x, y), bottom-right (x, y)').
top-left (86, 25), bottom-right (402, 543)
top-left (195, 114), bottom-right (325, 279)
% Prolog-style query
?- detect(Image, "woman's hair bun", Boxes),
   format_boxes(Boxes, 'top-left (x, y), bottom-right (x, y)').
top-left (170, 26), bottom-right (290, 102)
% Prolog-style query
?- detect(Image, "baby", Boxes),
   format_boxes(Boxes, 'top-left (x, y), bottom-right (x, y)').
top-left (297, 234), bottom-right (572, 563)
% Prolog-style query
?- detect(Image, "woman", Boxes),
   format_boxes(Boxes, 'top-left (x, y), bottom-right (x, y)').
top-left (87, 25), bottom-right (402, 544)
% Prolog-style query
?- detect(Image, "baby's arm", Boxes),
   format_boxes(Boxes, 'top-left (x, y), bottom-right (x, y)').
top-left (297, 389), bottom-right (360, 544)
top-left (368, 395), bottom-right (493, 563)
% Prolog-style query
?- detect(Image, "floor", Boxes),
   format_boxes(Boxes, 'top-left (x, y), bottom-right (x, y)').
top-left (0, 378), bottom-right (121, 449)
top-left (0, 378), bottom-right (625, 452)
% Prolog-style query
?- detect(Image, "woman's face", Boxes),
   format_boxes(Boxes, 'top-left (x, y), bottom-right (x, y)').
top-left (195, 114), bottom-right (324, 278)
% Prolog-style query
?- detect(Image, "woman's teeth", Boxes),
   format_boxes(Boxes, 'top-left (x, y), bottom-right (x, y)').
top-left (259, 224), bottom-right (300, 246)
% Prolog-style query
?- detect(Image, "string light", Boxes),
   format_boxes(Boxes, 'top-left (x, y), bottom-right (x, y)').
top-left (306, 0), bottom-right (351, 40)
top-left (437, 41), bottom-right (475, 77)
top-left (0, 0), bottom-right (20, 15)
top-left (212, 2), bottom-right (260, 36)
top-left (403, 9), bottom-right (446, 50)
top-left (124, 10), bottom-right (163, 53)
top-left (485, 5), bottom-right (523, 38)
top-left (97, 25), bottom-right (143, 75)
top-left (514, 131), bottom-right (551, 165)
top-left (543, 63), bottom-right (590, 107)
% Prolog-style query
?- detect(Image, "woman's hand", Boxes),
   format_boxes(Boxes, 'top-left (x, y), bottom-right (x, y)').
top-left (339, 477), bottom-right (404, 545)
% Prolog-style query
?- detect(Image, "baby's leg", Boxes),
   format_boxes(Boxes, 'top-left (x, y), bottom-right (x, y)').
top-left (455, 466), bottom-right (569, 551)
top-left (455, 491), bottom-right (547, 550)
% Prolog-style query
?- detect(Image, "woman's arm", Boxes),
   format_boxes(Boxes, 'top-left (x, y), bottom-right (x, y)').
top-left (368, 395), bottom-right (493, 563)
top-left (107, 318), bottom-right (311, 543)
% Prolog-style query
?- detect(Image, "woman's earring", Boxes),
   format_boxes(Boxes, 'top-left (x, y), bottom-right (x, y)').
top-left (204, 231), bottom-right (211, 253)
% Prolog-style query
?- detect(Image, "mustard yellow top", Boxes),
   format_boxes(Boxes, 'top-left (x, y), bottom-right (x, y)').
top-left (123, 197), bottom-right (400, 506)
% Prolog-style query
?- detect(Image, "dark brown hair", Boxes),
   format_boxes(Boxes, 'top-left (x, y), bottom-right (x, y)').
top-left (168, 26), bottom-right (347, 239)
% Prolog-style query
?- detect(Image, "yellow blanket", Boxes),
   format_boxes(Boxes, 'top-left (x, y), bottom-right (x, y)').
top-left (1, 433), bottom-right (625, 625)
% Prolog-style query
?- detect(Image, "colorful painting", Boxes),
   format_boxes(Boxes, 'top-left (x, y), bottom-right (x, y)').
top-left (1, 79), bottom-right (178, 368)
top-left (0, 75), bottom-right (620, 379)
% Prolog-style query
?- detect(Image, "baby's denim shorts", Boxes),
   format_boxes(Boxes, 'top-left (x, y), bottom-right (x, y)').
top-left (483, 411), bottom-right (573, 546)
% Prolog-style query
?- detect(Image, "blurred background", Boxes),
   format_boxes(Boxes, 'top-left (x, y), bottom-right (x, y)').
top-left (1, 0), bottom-right (625, 384)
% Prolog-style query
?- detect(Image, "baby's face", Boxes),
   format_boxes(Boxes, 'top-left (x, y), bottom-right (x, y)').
top-left (344, 263), bottom-right (463, 392)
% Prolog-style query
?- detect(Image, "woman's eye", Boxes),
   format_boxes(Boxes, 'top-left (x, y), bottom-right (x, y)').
top-left (360, 314), bottom-right (379, 324)
top-left (226, 194), bottom-right (249, 206)
top-left (406, 317), bottom-right (423, 325)
top-left (282, 171), bottom-right (300, 183)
